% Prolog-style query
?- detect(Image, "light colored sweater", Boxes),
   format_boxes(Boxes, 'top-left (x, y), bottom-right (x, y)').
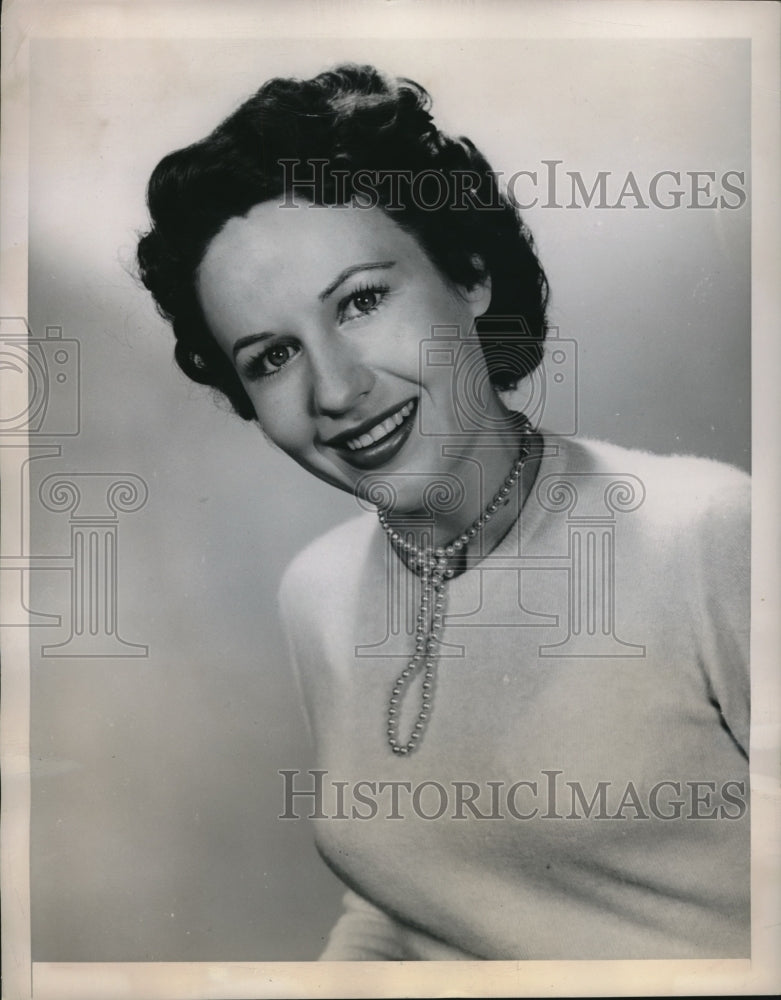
top-left (278, 436), bottom-right (750, 960)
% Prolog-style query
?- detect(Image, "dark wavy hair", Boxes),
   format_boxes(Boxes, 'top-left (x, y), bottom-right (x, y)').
top-left (137, 64), bottom-right (550, 420)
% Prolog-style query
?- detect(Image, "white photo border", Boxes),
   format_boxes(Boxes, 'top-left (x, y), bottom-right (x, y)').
top-left (1, 1), bottom-right (779, 997)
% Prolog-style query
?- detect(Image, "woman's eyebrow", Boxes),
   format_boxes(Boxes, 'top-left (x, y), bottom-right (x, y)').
top-left (232, 331), bottom-right (271, 359)
top-left (318, 261), bottom-right (396, 301)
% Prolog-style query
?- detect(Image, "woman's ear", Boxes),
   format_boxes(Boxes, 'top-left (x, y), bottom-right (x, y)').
top-left (461, 254), bottom-right (492, 318)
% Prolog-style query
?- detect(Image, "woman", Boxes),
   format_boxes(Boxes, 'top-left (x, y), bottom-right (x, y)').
top-left (137, 64), bottom-right (750, 960)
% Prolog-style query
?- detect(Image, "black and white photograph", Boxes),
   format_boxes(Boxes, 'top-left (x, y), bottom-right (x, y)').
top-left (1, 1), bottom-right (779, 997)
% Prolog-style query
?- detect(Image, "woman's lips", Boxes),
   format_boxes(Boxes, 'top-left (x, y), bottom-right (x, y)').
top-left (329, 399), bottom-right (418, 471)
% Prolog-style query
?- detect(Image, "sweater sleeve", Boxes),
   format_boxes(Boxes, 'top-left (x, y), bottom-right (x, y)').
top-left (691, 465), bottom-right (751, 756)
top-left (319, 890), bottom-right (411, 960)
top-left (319, 890), bottom-right (475, 961)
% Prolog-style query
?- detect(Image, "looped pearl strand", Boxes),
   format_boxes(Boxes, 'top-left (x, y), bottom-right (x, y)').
top-left (377, 425), bottom-right (533, 755)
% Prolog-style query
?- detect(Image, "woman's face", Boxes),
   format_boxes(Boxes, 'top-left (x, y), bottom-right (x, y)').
top-left (197, 200), bottom-right (503, 506)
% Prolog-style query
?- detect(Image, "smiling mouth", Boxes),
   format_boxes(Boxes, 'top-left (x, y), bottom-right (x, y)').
top-left (344, 400), bottom-right (415, 450)
top-left (326, 399), bottom-right (418, 471)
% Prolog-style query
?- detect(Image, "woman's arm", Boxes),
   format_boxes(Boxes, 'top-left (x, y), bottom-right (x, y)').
top-left (320, 890), bottom-right (473, 961)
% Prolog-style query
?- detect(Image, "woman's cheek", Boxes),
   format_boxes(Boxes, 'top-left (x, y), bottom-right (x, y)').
top-left (253, 389), bottom-right (307, 448)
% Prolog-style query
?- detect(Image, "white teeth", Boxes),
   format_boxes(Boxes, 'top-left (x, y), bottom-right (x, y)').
top-left (343, 401), bottom-right (415, 451)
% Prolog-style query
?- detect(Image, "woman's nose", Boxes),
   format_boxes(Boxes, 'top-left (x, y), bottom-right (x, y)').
top-left (309, 339), bottom-right (374, 417)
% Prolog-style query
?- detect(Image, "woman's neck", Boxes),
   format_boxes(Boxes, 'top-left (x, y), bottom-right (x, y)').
top-left (383, 424), bottom-right (543, 571)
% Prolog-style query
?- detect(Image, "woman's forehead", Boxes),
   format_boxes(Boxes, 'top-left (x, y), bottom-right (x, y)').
top-left (199, 200), bottom-right (416, 284)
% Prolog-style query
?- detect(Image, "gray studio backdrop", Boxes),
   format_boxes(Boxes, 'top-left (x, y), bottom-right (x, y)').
top-left (27, 37), bottom-right (749, 960)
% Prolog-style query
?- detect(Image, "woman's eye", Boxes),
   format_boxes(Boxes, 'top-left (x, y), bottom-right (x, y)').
top-left (266, 345), bottom-right (293, 369)
top-left (340, 284), bottom-right (389, 322)
top-left (243, 342), bottom-right (298, 380)
top-left (353, 290), bottom-right (379, 313)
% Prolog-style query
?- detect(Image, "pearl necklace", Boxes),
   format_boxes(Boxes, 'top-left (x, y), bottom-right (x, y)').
top-left (376, 423), bottom-right (534, 755)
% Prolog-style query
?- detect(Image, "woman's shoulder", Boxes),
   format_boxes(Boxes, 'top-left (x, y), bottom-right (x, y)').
top-left (278, 511), bottom-right (378, 612)
top-left (553, 434), bottom-right (749, 527)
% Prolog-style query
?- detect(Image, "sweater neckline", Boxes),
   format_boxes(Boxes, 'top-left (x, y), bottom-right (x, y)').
top-left (447, 432), bottom-right (571, 586)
